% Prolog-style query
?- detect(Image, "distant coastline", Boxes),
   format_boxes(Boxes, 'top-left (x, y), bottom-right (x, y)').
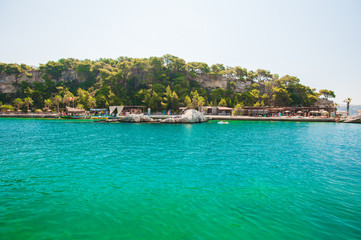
top-left (0, 113), bottom-right (343, 123)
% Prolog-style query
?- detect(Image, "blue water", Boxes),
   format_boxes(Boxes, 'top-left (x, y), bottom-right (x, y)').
top-left (1, 119), bottom-right (361, 239)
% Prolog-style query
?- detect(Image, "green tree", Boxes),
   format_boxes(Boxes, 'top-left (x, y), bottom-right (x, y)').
top-left (277, 75), bottom-right (300, 87)
top-left (235, 67), bottom-right (247, 81)
top-left (190, 90), bottom-right (202, 109)
top-left (40, 61), bottom-right (65, 79)
top-left (13, 98), bottom-right (23, 111)
top-left (211, 64), bottom-right (225, 75)
top-left (161, 86), bottom-right (179, 112)
top-left (261, 94), bottom-right (270, 106)
top-left (319, 89), bottom-right (336, 100)
top-left (1, 104), bottom-right (14, 111)
top-left (210, 88), bottom-right (225, 105)
top-left (218, 98), bottom-right (227, 107)
top-left (249, 89), bottom-right (260, 101)
top-left (184, 95), bottom-right (193, 108)
top-left (163, 54), bottom-right (186, 73)
top-left (58, 87), bottom-right (75, 107)
top-left (197, 96), bottom-right (205, 111)
top-left (44, 99), bottom-right (52, 109)
top-left (77, 88), bottom-right (96, 110)
top-left (4, 64), bottom-right (21, 75)
top-left (148, 92), bottom-right (162, 112)
top-left (272, 87), bottom-right (292, 106)
top-left (23, 97), bottom-right (34, 111)
top-left (234, 103), bottom-right (244, 115)
top-left (255, 69), bottom-right (272, 82)
top-left (53, 95), bottom-right (62, 113)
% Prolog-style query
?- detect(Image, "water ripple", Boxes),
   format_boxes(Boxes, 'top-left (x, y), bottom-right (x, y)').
top-left (0, 119), bottom-right (361, 239)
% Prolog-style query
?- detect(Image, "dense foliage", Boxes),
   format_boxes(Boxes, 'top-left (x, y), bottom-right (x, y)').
top-left (0, 55), bottom-right (334, 112)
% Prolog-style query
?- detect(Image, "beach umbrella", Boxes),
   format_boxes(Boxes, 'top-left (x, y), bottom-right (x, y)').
top-left (297, 111), bottom-right (302, 113)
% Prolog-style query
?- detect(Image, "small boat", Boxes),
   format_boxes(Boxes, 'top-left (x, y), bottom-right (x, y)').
top-left (217, 121), bottom-right (229, 124)
top-left (61, 115), bottom-right (89, 119)
top-left (91, 115), bottom-right (110, 120)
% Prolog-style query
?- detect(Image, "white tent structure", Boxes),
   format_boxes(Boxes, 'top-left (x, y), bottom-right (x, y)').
top-left (109, 106), bottom-right (124, 117)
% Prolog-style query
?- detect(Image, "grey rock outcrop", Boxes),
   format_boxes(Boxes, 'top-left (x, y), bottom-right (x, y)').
top-left (120, 114), bottom-right (154, 123)
top-left (161, 109), bottom-right (207, 123)
top-left (194, 74), bottom-right (252, 92)
top-left (0, 70), bottom-right (79, 94)
top-left (343, 113), bottom-right (361, 123)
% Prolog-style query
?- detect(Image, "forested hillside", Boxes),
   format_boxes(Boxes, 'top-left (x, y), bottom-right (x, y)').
top-left (0, 55), bottom-right (335, 112)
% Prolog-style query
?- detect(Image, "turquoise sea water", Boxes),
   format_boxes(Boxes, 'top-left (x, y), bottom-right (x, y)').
top-left (0, 119), bottom-right (361, 239)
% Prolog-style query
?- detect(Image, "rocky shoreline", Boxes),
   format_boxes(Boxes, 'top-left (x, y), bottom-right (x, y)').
top-left (106, 109), bottom-right (208, 123)
top-left (1, 111), bottom-right (360, 124)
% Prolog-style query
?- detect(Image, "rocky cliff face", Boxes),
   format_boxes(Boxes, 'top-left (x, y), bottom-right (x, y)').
top-left (194, 74), bottom-right (252, 92)
top-left (0, 70), bottom-right (251, 94)
top-left (0, 71), bottom-right (43, 93)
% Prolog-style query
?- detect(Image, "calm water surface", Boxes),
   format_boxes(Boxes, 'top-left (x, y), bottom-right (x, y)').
top-left (0, 119), bottom-right (361, 239)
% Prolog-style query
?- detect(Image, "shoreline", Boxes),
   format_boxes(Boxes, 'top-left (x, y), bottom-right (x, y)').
top-left (0, 113), bottom-right (59, 119)
top-left (0, 113), bottom-right (346, 123)
top-left (206, 115), bottom-right (337, 123)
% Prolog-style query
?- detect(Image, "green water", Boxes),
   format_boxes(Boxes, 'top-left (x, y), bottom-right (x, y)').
top-left (1, 119), bottom-right (361, 239)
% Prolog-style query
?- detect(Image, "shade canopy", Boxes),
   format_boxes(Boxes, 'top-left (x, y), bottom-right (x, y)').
top-left (217, 107), bottom-right (233, 111)
top-left (65, 107), bottom-right (85, 113)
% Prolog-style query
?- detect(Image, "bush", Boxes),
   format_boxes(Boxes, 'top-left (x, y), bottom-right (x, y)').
top-left (1, 104), bottom-right (14, 111)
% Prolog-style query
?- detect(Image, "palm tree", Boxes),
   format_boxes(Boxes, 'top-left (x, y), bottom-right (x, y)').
top-left (344, 98), bottom-right (352, 116)
top-left (62, 95), bottom-right (70, 107)
top-left (333, 102), bottom-right (339, 118)
top-left (44, 99), bottom-right (52, 109)
top-left (53, 95), bottom-right (62, 113)
top-left (23, 97), bottom-right (33, 112)
top-left (13, 98), bottom-right (23, 112)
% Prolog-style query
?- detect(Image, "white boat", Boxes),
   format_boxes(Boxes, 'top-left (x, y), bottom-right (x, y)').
top-left (217, 121), bottom-right (229, 124)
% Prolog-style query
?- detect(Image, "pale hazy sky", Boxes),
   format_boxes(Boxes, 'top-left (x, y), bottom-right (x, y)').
top-left (1, 0), bottom-right (360, 104)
